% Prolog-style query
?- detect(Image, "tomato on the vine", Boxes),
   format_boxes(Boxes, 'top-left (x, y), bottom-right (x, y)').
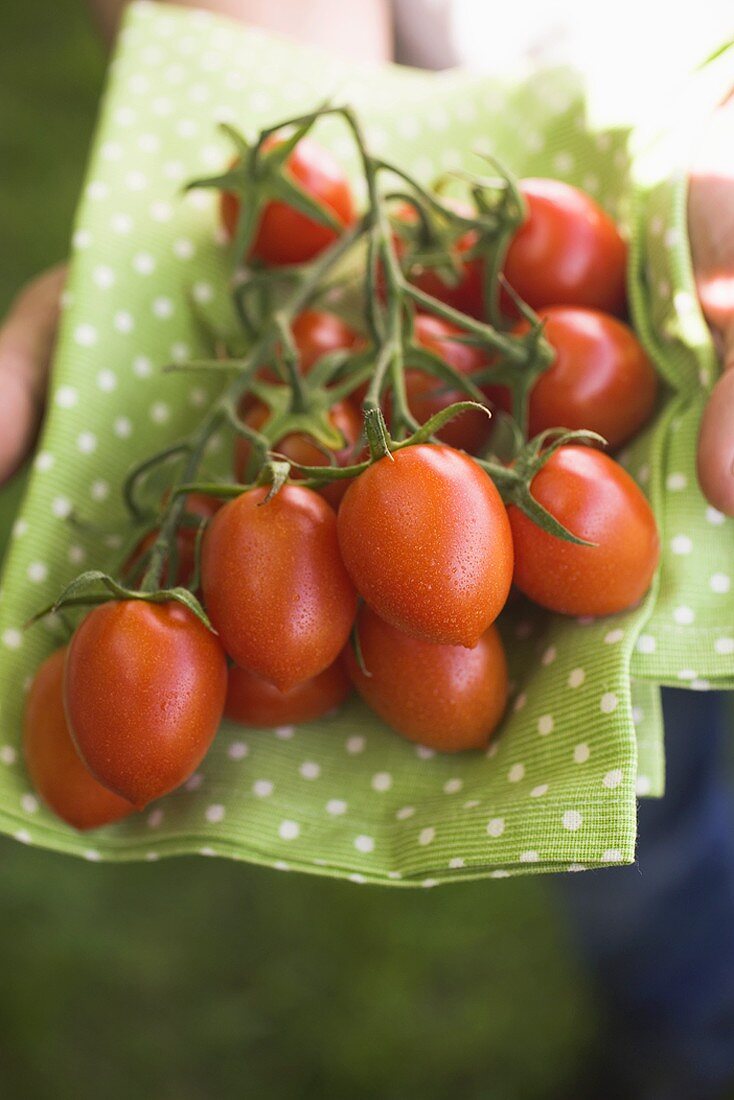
top-left (202, 484), bottom-right (357, 691)
top-left (508, 445), bottom-right (660, 616)
top-left (256, 310), bottom-right (360, 384)
top-left (220, 137), bottom-right (355, 266)
top-left (518, 307), bottom-right (657, 448)
top-left (291, 310), bottom-right (360, 372)
top-left (65, 600), bottom-right (228, 807)
top-left (338, 443), bottom-right (513, 647)
top-left (126, 493), bottom-right (221, 588)
top-left (402, 313), bottom-right (491, 454)
top-left (24, 648), bottom-right (135, 831)
top-left (504, 179), bottom-right (627, 315)
top-left (393, 201), bottom-right (484, 319)
top-left (233, 397), bottom-right (363, 507)
top-left (346, 604), bottom-right (508, 752)
top-left (225, 657), bottom-right (351, 727)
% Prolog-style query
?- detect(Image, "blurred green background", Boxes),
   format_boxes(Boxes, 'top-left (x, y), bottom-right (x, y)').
top-left (0, 3), bottom-right (597, 1096)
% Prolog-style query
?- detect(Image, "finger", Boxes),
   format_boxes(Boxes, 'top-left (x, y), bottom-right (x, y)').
top-left (0, 264), bottom-right (66, 486)
top-left (688, 172), bottom-right (734, 336)
top-left (688, 97), bottom-right (734, 335)
top-left (697, 336), bottom-right (734, 517)
top-left (688, 96), bottom-right (734, 514)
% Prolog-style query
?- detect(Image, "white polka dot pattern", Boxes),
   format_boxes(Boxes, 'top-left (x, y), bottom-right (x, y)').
top-left (0, 2), bottom-right (730, 883)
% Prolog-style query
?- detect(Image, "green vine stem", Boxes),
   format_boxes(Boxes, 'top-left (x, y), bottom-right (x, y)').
top-left (32, 102), bottom-right (597, 629)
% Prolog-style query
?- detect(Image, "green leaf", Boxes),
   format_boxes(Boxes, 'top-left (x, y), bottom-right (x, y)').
top-left (257, 459), bottom-right (292, 504)
top-left (218, 121), bottom-right (252, 159)
top-left (162, 587), bottom-right (215, 632)
top-left (508, 486), bottom-right (596, 547)
top-left (270, 174), bottom-right (344, 235)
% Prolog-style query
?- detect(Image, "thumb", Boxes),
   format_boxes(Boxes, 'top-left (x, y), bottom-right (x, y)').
top-left (0, 264), bottom-right (66, 486)
top-left (697, 330), bottom-right (734, 516)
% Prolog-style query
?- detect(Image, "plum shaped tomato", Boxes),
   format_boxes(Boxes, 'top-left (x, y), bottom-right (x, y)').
top-left (346, 605), bottom-right (508, 752)
top-left (233, 398), bottom-right (363, 508)
top-left (225, 657), bottom-right (351, 728)
top-left (404, 313), bottom-right (491, 454)
top-left (519, 307), bottom-right (658, 449)
top-left (201, 485), bottom-right (357, 691)
top-left (508, 445), bottom-right (660, 617)
top-left (504, 179), bottom-right (627, 315)
top-left (338, 444), bottom-right (513, 647)
top-left (24, 647), bottom-right (134, 831)
top-left (65, 600), bottom-right (228, 808)
top-left (220, 137), bottom-right (355, 266)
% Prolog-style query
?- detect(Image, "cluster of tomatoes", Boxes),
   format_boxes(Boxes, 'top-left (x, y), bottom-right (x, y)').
top-left (23, 131), bottom-right (660, 833)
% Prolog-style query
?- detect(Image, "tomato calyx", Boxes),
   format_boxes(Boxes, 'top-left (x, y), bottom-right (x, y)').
top-left (26, 570), bottom-right (215, 634)
top-left (476, 427), bottom-right (608, 546)
top-left (387, 155), bottom-right (526, 326)
top-left (274, 400), bottom-right (491, 492)
top-left (187, 119), bottom-right (347, 264)
top-left (389, 194), bottom-right (478, 290)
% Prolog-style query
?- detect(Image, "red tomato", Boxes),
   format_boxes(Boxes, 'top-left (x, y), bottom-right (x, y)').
top-left (220, 137), bottom-right (355, 266)
top-left (256, 310), bottom-right (360, 384)
top-left (291, 310), bottom-right (359, 373)
top-left (24, 648), bottom-right (135, 830)
top-left (504, 179), bottom-right (627, 315)
top-left (520, 307), bottom-right (657, 448)
top-left (508, 445), bottom-right (660, 616)
top-left (338, 444), bottom-right (513, 647)
top-left (346, 605), bottom-right (507, 752)
top-left (65, 601), bottom-right (228, 807)
top-left (201, 485), bottom-right (357, 691)
top-left (394, 201), bottom-right (484, 319)
top-left (126, 494), bottom-right (221, 588)
top-left (403, 313), bottom-right (491, 454)
top-left (233, 398), bottom-right (363, 507)
top-left (225, 658), bottom-right (351, 727)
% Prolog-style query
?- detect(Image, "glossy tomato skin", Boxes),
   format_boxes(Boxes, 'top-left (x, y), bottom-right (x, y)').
top-left (291, 310), bottom-right (359, 373)
top-left (233, 398), bottom-right (363, 507)
top-left (508, 445), bottom-right (660, 616)
top-left (202, 485), bottom-right (357, 691)
top-left (504, 179), bottom-right (627, 315)
top-left (522, 307), bottom-right (657, 448)
top-left (24, 648), bottom-right (135, 830)
top-left (221, 138), bottom-right (355, 266)
top-left (65, 601), bottom-right (227, 808)
top-left (404, 313), bottom-right (491, 454)
top-left (126, 494), bottom-right (221, 588)
top-left (395, 201), bottom-right (484, 319)
top-left (346, 605), bottom-right (507, 752)
top-left (225, 658), bottom-right (351, 727)
top-left (338, 444), bottom-right (513, 647)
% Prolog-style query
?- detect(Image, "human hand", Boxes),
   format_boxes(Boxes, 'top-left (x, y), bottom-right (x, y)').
top-left (0, 264), bottom-right (66, 488)
top-left (688, 96), bottom-right (734, 515)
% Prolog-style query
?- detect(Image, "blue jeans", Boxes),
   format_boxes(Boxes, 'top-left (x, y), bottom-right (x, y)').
top-left (562, 689), bottom-right (734, 1099)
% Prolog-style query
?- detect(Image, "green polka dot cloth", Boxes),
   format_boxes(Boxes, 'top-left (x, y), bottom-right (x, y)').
top-left (0, 3), bottom-right (731, 883)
